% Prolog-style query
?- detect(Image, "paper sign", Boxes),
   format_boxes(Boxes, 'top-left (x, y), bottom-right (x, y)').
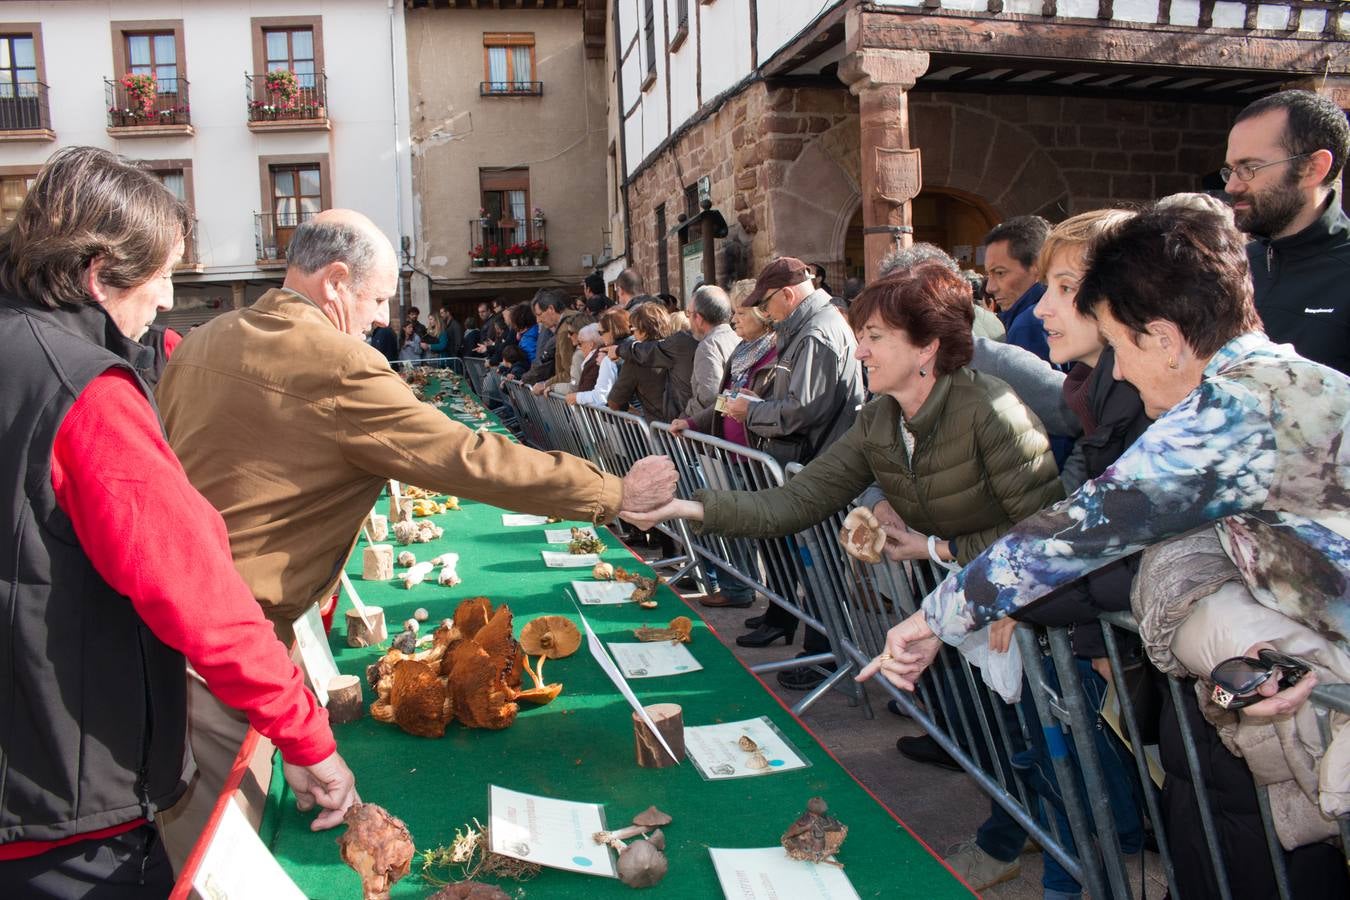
top-left (503, 513), bottom-right (550, 527)
top-left (684, 716), bottom-right (809, 780)
top-left (192, 801), bottom-right (308, 900)
top-left (388, 479), bottom-right (402, 519)
top-left (570, 580), bottom-right (637, 605)
top-left (488, 785), bottom-right (617, 878)
top-left (709, 847), bottom-right (859, 900)
top-left (546, 526), bottom-right (597, 544)
top-left (608, 641), bottom-right (702, 678)
top-left (542, 551), bottom-right (600, 568)
top-left (291, 603), bottom-right (339, 706)
top-left (578, 613), bottom-right (680, 766)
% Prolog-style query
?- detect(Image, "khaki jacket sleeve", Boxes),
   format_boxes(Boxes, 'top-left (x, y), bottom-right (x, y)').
top-left (697, 415), bottom-right (873, 537)
top-left (955, 390), bottom-right (1064, 562)
top-left (334, 352), bottom-right (623, 523)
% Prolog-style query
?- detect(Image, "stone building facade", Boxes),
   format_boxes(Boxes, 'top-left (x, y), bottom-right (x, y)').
top-left (623, 80), bottom-right (1239, 296)
top-left (608, 0), bottom-right (1346, 293)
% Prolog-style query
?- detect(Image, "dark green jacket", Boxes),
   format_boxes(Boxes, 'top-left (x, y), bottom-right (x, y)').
top-left (698, 367), bottom-right (1063, 564)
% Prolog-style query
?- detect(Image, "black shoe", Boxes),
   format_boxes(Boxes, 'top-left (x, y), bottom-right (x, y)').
top-left (896, 735), bottom-right (962, 772)
top-left (777, 661), bottom-right (836, 692)
top-left (743, 614), bottom-right (765, 629)
top-left (736, 624), bottom-right (795, 648)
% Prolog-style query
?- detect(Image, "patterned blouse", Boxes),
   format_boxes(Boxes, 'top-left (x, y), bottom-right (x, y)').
top-left (923, 333), bottom-right (1350, 647)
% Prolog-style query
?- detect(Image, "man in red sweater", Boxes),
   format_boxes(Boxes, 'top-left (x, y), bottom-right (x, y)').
top-left (0, 148), bottom-right (357, 898)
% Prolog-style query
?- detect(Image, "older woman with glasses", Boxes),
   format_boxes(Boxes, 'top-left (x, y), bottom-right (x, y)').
top-left (564, 318), bottom-right (621, 408)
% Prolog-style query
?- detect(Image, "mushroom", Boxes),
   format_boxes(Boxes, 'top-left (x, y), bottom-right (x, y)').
top-left (593, 806), bottom-right (672, 847)
top-left (592, 561), bottom-right (615, 581)
top-left (388, 659), bottom-right (453, 738)
top-left (397, 550), bottom-right (417, 568)
top-left (839, 506), bottom-right (886, 565)
top-left (633, 616), bottom-right (693, 643)
top-left (781, 797), bottom-right (848, 865)
top-left (391, 626), bottom-right (418, 654)
top-left (519, 616), bottom-right (582, 659)
top-left (568, 527), bottom-right (606, 555)
top-left (413, 608), bottom-right (430, 622)
top-left (336, 803), bottom-right (415, 900)
top-left (616, 836), bottom-right (669, 888)
top-left (738, 735), bottom-right (758, 752)
top-left (511, 654), bottom-right (563, 705)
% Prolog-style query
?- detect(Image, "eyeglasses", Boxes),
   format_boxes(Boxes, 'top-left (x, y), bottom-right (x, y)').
top-left (1220, 153), bottom-right (1309, 183)
top-left (1209, 648), bottom-right (1310, 710)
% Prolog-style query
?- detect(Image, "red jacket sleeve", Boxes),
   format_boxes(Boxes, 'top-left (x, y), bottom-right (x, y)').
top-left (50, 368), bottom-right (335, 766)
top-left (163, 327), bottom-right (182, 357)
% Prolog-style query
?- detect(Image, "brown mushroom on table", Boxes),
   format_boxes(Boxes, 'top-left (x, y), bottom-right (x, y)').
top-left (518, 616), bottom-right (582, 659)
top-left (336, 803), bottom-right (415, 900)
top-left (616, 830), bottom-right (669, 888)
top-left (633, 616), bottom-right (693, 643)
top-left (781, 797), bottom-right (849, 866)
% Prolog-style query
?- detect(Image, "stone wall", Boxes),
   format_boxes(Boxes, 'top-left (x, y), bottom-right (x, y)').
top-left (624, 84), bottom-right (1237, 289)
top-left (908, 91), bottom-right (1239, 218)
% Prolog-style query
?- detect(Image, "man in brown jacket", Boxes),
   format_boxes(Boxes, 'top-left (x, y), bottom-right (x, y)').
top-left (155, 208), bottom-right (675, 869)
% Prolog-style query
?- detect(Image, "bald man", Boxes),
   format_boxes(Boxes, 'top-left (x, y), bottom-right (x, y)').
top-left (155, 210), bottom-right (675, 868)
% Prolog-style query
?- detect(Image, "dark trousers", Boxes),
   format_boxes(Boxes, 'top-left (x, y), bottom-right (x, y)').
top-left (0, 824), bottom-right (174, 899)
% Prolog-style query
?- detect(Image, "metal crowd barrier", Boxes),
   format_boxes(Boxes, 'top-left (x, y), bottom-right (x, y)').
top-left (461, 356), bottom-right (489, 396)
top-left (781, 475), bottom-right (1349, 899)
top-left (390, 355), bottom-right (465, 375)
top-left (647, 426), bottom-right (867, 716)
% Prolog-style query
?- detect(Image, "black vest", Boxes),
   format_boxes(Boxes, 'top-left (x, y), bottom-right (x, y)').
top-left (0, 296), bottom-right (188, 844)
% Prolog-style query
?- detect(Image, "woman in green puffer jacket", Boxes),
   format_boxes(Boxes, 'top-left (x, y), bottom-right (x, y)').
top-left (631, 259), bottom-right (1063, 582)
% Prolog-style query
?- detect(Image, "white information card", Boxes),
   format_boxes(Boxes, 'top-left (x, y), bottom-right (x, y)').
top-left (570, 580), bottom-right (637, 605)
top-left (607, 641), bottom-right (702, 678)
top-left (191, 802), bottom-right (308, 900)
top-left (709, 847), bottom-right (859, 900)
top-left (502, 513), bottom-right (550, 527)
top-left (487, 785), bottom-right (617, 878)
top-left (684, 716), bottom-right (810, 780)
top-left (542, 551), bottom-right (600, 568)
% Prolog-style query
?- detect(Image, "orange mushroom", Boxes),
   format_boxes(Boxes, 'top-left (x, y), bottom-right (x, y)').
top-left (518, 616), bottom-right (582, 659)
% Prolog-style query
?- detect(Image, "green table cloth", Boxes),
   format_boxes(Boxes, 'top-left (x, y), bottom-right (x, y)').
top-left (257, 380), bottom-right (968, 898)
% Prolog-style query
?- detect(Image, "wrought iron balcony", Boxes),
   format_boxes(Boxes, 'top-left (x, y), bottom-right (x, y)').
top-left (255, 210), bottom-right (318, 265)
top-left (479, 81), bottom-right (543, 97)
top-left (246, 72), bottom-right (328, 129)
top-left (467, 218), bottom-right (549, 272)
top-left (105, 76), bottom-right (191, 130)
top-left (0, 80), bottom-right (52, 134)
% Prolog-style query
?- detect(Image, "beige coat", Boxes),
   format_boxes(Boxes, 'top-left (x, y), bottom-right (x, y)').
top-left (1136, 529), bottom-right (1350, 849)
top-left (158, 288), bottom-right (623, 641)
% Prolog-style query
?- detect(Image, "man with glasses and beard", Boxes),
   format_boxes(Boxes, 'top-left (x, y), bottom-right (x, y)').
top-left (1224, 89), bottom-right (1350, 374)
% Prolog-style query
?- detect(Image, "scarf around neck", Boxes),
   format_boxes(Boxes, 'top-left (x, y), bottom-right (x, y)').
top-left (727, 332), bottom-right (777, 389)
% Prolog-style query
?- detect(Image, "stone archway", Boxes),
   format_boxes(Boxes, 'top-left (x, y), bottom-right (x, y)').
top-left (767, 118), bottom-right (860, 285)
top-left (908, 97), bottom-right (1071, 221)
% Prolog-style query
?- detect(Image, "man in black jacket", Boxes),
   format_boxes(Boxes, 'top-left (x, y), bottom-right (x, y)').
top-left (1225, 89), bottom-right (1350, 374)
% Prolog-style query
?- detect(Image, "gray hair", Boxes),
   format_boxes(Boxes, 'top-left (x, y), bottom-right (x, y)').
top-left (878, 242), bottom-right (961, 278)
top-left (689, 284), bottom-right (733, 326)
top-left (577, 322), bottom-right (602, 344)
top-left (284, 219), bottom-right (382, 284)
top-left (1156, 192), bottom-right (1236, 226)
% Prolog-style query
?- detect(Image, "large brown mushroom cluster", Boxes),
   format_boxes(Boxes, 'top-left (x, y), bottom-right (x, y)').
top-left (366, 599), bottom-right (581, 738)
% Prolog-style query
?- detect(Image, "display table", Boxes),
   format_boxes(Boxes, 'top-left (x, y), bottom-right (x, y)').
top-left (192, 379), bottom-right (972, 898)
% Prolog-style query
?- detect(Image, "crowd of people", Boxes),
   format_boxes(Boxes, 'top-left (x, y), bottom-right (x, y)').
top-left (0, 84), bottom-right (1345, 900)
